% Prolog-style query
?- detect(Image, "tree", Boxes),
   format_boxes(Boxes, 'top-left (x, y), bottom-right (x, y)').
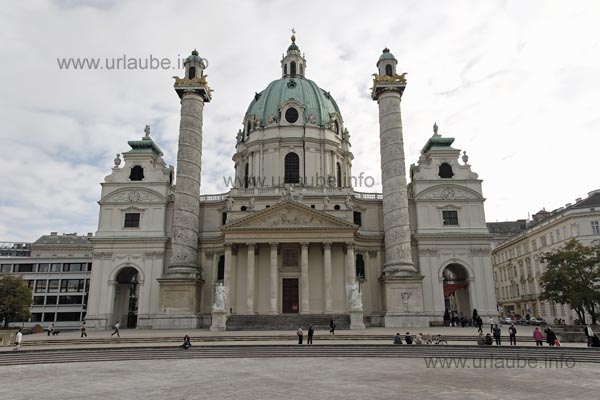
top-left (539, 239), bottom-right (600, 325)
top-left (0, 275), bottom-right (32, 328)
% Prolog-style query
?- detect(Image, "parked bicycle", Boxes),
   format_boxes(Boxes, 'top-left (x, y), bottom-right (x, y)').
top-left (426, 334), bottom-right (448, 345)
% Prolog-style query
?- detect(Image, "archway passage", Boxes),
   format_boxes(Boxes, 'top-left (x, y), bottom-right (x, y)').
top-left (442, 264), bottom-right (471, 322)
top-left (113, 267), bottom-right (140, 329)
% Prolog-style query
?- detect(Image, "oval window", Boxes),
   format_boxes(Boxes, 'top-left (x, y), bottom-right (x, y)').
top-left (285, 108), bottom-right (299, 123)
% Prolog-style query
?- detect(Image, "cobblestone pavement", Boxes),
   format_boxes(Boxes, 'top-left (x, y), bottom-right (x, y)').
top-left (3, 357), bottom-right (599, 400)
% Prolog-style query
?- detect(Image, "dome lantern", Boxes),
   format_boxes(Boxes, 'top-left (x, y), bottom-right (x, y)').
top-left (281, 29), bottom-right (306, 79)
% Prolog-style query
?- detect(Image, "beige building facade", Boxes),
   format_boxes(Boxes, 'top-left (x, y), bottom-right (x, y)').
top-left (492, 190), bottom-right (600, 323)
top-left (85, 37), bottom-right (497, 330)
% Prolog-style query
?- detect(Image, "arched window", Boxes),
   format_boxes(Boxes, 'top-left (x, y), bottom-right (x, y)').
top-left (246, 121), bottom-right (252, 137)
top-left (188, 66), bottom-right (196, 79)
top-left (356, 254), bottom-right (365, 280)
top-left (284, 64), bottom-right (287, 76)
top-left (299, 64), bottom-right (303, 75)
top-left (129, 166), bottom-right (144, 181)
top-left (385, 64), bottom-right (393, 76)
top-left (438, 163), bottom-right (454, 178)
top-left (244, 163), bottom-right (249, 188)
top-left (217, 256), bottom-right (225, 281)
top-left (284, 153), bottom-right (300, 184)
top-left (290, 61), bottom-right (296, 77)
top-left (334, 120), bottom-right (340, 135)
top-left (336, 163), bottom-right (342, 187)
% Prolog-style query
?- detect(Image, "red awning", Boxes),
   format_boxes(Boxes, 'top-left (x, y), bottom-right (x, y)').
top-left (443, 283), bottom-right (469, 297)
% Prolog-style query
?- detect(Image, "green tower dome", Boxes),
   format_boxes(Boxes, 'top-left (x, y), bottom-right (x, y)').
top-left (245, 77), bottom-right (341, 127)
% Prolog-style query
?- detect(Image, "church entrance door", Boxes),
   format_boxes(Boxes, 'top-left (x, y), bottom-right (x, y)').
top-left (282, 278), bottom-right (299, 313)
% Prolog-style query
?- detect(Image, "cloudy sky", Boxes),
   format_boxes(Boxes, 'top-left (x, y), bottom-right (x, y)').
top-left (1, 0), bottom-right (599, 242)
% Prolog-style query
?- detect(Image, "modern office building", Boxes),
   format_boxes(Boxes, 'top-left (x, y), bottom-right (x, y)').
top-left (0, 233), bottom-right (92, 328)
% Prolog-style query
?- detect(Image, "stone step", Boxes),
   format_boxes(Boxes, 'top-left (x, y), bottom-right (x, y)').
top-left (2, 345), bottom-right (599, 366)
top-left (225, 314), bottom-right (350, 331)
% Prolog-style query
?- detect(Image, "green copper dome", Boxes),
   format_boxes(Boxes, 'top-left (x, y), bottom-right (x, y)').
top-left (246, 77), bottom-right (341, 127)
top-left (378, 48), bottom-right (396, 64)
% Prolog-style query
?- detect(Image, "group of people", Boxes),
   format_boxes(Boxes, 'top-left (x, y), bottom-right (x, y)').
top-left (393, 332), bottom-right (424, 345)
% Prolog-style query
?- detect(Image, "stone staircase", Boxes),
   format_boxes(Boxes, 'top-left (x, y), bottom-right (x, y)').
top-left (225, 314), bottom-right (350, 331)
top-left (2, 344), bottom-right (599, 366)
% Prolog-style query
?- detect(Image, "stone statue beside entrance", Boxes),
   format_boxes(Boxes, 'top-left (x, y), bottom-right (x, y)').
top-left (213, 282), bottom-right (227, 311)
top-left (347, 282), bottom-right (363, 311)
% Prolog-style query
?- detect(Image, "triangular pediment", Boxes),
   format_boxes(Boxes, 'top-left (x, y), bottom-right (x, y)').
top-left (222, 201), bottom-right (357, 231)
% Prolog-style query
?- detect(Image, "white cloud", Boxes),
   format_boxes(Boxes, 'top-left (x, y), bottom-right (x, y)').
top-left (1, 0), bottom-right (599, 241)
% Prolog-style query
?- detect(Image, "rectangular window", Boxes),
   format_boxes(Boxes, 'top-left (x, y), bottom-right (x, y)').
top-left (46, 296), bottom-right (58, 305)
top-left (61, 279), bottom-right (85, 293)
top-left (32, 296), bottom-right (45, 305)
top-left (30, 313), bottom-right (43, 322)
top-left (14, 264), bottom-right (34, 273)
top-left (532, 240), bottom-right (537, 251)
top-left (59, 295), bottom-right (83, 305)
top-left (56, 312), bottom-right (82, 322)
top-left (85, 279), bottom-right (90, 293)
top-left (37, 263), bottom-right (50, 272)
top-left (35, 280), bottom-right (47, 293)
top-left (353, 211), bottom-right (362, 226)
top-left (222, 212), bottom-right (227, 225)
top-left (63, 263), bottom-right (84, 272)
top-left (43, 312), bottom-right (56, 322)
top-left (442, 210), bottom-right (459, 225)
top-left (217, 256), bottom-right (225, 281)
top-left (124, 213), bottom-right (140, 228)
top-left (556, 229), bottom-right (561, 242)
top-left (1, 264), bottom-right (11, 273)
top-left (540, 236), bottom-right (547, 247)
top-left (48, 279), bottom-right (60, 293)
top-left (27, 280), bottom-right (34, 290)
top-left (50, 263), bottom-right (61, 272)
top-left (592, 221), bottom-right (600, 235)
top-left (87, 263), bottom-right (93, 272)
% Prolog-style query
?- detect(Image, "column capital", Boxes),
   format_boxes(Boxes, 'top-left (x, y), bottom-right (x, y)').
top-left (270, 242), bottom-right (279, 249)
top-left (300, 242), bottom-right (310, 249)
top-left (205, 250), bottom-right (214, 258)
top-left (247, 242), bottom-right (256, 249)
top-left (224, 243), bottom-right (233, 250)
top-left (345, 241), bottom-right (355, 250)
top-left (323, 241), bottom-right (332, 250)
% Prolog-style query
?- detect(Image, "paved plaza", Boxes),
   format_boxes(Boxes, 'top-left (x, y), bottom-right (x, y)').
top-left (2, 356), bottom-right (599, 400)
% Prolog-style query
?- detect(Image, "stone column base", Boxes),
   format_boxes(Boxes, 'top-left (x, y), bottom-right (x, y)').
top-left (350, 310), bottom-right (366, 330)
top-left (381, 275), bottom-right (430, 327)
top-left (384, 314), bottom-right (430, 328)
top-left (157, 277), bottom-right (204, 329)
top-left (210, 309), bottom-right (228, 332)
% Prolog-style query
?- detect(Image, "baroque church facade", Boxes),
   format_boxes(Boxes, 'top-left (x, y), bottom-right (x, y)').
top-left (86, 35), bottom-right (496, 330)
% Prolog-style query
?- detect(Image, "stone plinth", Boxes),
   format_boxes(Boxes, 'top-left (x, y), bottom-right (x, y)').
top-left (382, 276), bottom-right (429, 328)
top-left (157, 277), bottom-right (203, 328)
top-left (350, 311), bottom-right (366, 330)
top-left (210, 309), bottom-right (228, 332)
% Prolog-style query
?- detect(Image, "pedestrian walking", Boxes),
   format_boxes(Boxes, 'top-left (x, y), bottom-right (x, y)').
top-left (508, 323), bottom-right (517, 346)
top-left (545, 327), bottom-right (557, 347)
top-left (111, 321), bottom-right (121, 337)
top-left (47, 323), bottom-right (54, 337)
top-left (443, 309), bottom-right (450, 327)
top-left (533, 327), bottom-right (544, 346)
top-left (476, 316), bottom-right (483, 334)
top-left (584, 325), bottom-right (595, 347)
top-left (297, 327), bottom-right (303, 344)
top-left (329, 318), bottom-right (336, 335)
top-left (80, 322), bottom-right (87, 338)
top-left (492, 324), bottom-right (502, 345)
top-left (13, 328), bottom-right (23, 351)
top-left (488, 316), bottom-right (495, 333)
top-left (307, 325), bottom-right (314, 345)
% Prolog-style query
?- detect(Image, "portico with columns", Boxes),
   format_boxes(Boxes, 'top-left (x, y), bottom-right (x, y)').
top-left (219, 201), bottom-right (360, 316)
